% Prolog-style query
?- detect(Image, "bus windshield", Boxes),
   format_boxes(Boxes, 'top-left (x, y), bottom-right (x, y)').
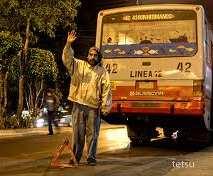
top-left (101, 10), bottom-right (197, 58)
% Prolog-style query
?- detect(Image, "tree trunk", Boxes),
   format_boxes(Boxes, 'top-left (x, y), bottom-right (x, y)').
top-left (35, 79), bottom-right (44, 110)
top-left (0, 72), bottom-right (8, 129)
top-left (0, 73), bottom-right (5, 128)
top-left (16, 76), bottom-right (24, 123)
top-left (30, 79), bottom-right (44, 125)
top-left (16, 16), bottom-right (31, 125)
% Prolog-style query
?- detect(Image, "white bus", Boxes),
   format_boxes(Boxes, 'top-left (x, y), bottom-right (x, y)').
top-left (96, 4), bottom-right (213, 144)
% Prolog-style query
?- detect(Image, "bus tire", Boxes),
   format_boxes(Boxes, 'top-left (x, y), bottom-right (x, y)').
top-left (163, 128), bottom-right (175, 138)
top-left (127, 124), bottom-right (153, 146)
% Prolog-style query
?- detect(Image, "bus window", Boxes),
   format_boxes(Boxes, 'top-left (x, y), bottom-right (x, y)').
top-left (101, 10), bottom-right (197, 58)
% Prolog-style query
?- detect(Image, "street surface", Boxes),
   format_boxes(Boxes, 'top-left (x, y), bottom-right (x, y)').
top-left (0, 124), bottom-right (213, 176)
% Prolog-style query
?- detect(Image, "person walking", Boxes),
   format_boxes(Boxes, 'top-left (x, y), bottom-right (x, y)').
top-left (45, 88), bottom-right (59, 135)
top-left (62, 31), bottom-right (112, 166)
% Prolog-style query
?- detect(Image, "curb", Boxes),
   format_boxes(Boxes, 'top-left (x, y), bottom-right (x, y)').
top-left (0, 124), bottom-right (125, 139)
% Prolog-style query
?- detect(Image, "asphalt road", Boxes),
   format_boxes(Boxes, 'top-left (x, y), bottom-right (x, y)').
top-left (0, 125), bottom-right (213, 176)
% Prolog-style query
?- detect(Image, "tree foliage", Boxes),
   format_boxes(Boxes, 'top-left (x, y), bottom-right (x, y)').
top-left (0, 31), bottom-right (22, 128)
top-left (0, 31), bottom-right (22, 56)
top-left (0, 31), bottom-right (22, 72)
top-left (0, 0), bottom-right (81, 126)
top-left (8, 48), bottom-right (58, 81)
top-left (27, 48), bottom-right (58, 81)
top-left (0, 0), bottom-right (81, 37)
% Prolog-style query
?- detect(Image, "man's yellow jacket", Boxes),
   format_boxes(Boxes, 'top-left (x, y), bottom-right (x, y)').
top-left (62, 44), bottom-right (112, 114)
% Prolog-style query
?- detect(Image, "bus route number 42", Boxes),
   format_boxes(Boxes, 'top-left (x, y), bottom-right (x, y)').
top-left (105, 63), bottom-right (118, 74)
top-left (177, 62), bottom-right (192, 72)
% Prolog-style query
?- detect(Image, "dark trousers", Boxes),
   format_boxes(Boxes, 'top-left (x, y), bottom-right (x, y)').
top-left (47, 111), bottom-right (58, 134)
top-left (71, 102), bottom-right (100, 162)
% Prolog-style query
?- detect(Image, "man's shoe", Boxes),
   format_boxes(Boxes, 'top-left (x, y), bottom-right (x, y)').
top-left (87, 158), bottom-right (96, 166)
top-left (69, 159), bottom-right (79, 165)
top-left (69, 159), bottom-right (75, 165)
top-left (48, 133), bottom-right (53, 135)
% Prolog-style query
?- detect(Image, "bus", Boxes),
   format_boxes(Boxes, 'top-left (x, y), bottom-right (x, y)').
top-left (96, 4), bottom-right (213, 144)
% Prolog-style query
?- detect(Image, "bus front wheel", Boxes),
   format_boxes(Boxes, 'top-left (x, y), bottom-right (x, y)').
top-left (127, 124), bottom-right (157, 146)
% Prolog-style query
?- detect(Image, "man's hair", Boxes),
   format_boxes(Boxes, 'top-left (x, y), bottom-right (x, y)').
top-left (46, 88), bottom-right (54, 94)
top-left (88, 46), bottom-right (102, 64)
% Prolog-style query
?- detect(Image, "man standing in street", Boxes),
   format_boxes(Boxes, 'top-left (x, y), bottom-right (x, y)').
top-left (62, 31), bottom-right (112, 166)
top-left (45, 88), bottom-right (59, 135)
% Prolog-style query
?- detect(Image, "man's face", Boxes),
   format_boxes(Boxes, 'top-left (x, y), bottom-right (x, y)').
top-left (87, 49), bottom-right (98, 66)
top-left (47, 92), bottom-right (52, 96)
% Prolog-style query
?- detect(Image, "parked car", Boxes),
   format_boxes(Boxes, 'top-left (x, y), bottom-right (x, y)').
top-left (34, 108), bottom-right (48, 128)
top-left (35, 118), bottom-right (48, 128)
top-left (58, 114), bottom-right (72, 127)
top-left (34, 107), bottom-right (72, 128)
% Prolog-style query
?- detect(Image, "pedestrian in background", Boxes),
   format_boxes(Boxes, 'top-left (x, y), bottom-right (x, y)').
top-left (45, 88), bottom-right (60, 135)
top-left (62, 31), bottom-right (112, 166)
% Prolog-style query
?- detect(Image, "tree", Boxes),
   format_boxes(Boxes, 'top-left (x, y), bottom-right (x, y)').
top-left (26, 48), bottom-right (58, 121)
top-left (8, 48), bottom-right (58, 128)
top-left (0, 0), bottom-right (81, 122)
top-left (0, 31), bottom-right (22, 128)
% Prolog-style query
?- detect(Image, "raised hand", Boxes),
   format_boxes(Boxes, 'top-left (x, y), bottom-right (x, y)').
top-left (67, 30), bottom-right (77, 44)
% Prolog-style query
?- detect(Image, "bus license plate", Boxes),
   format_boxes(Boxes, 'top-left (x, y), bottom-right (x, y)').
top-left (138, 81), bottom-right (154, 89)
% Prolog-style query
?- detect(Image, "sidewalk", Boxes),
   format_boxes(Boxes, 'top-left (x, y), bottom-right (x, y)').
top-left (0, 123), bottom-right (125, 139)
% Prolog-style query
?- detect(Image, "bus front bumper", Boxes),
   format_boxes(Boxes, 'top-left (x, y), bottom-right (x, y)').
top-left (110, 101), bottom-right (204, 116)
